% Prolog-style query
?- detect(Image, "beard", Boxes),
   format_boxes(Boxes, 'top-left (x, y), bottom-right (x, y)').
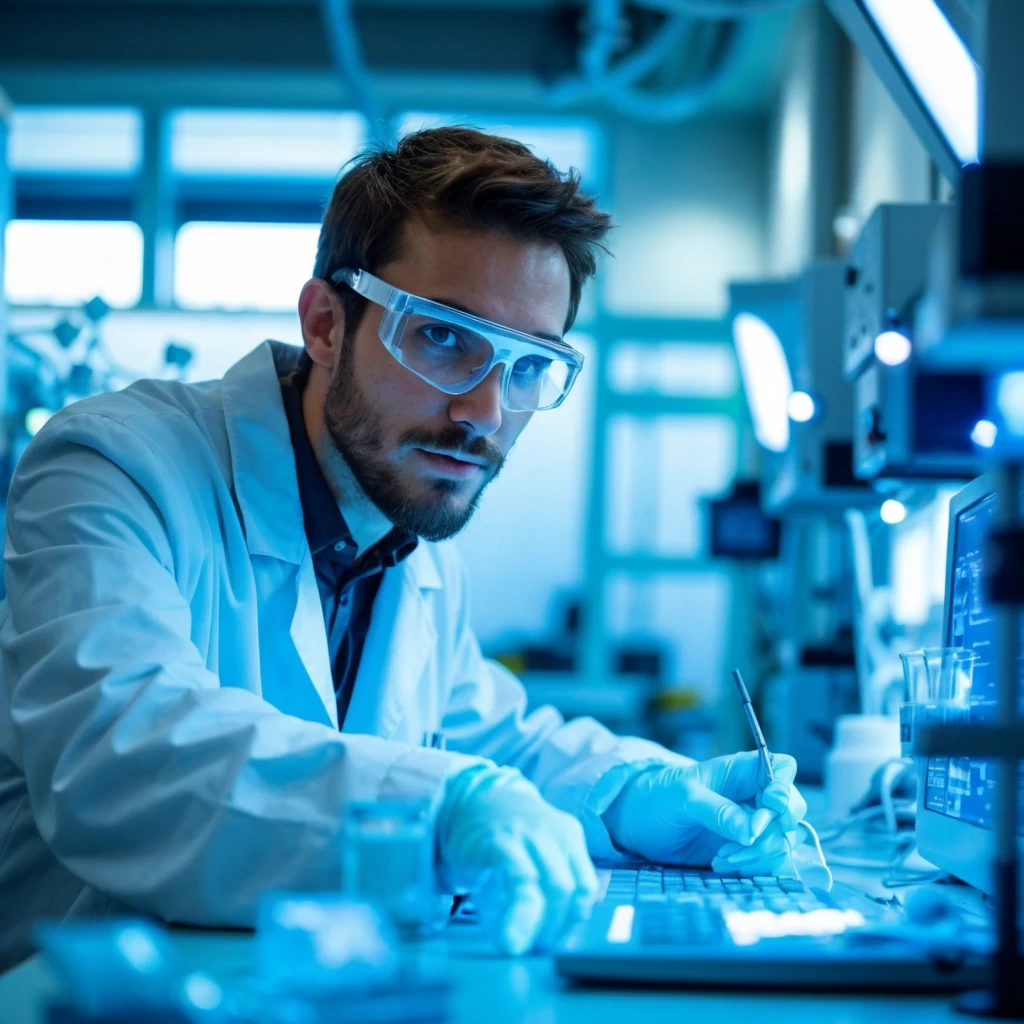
top-left (323, 341), bottom-right (506, 541)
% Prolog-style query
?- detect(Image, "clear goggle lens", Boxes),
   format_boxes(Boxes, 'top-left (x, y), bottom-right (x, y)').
top-left (389, 312), bottom-right (574, 412)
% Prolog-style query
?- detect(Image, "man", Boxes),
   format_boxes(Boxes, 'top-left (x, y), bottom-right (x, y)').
top-left (0, 128), bottom-right (804, 969)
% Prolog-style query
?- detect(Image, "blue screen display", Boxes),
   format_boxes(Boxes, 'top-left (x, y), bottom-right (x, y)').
top-left (924, 491), bottom-right (1024, 833)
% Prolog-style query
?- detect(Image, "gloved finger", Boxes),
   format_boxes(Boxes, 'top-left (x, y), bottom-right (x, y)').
top-left (712, 848), bottom-right (792, 877)
top-left (759, 794), bottom-right (806, 837)
top-left (718, 822), bottom-right (792, 865)
top-left (681, 779), bottom-right (756, 847)
top-left (759, 756), bottom-right (805, 832)
top-left (716, 823), bottom-right (788, 864)
top-left (767, 753), bottom-right (798, 788)
top-left (758, 756), bottom-right (794, 815)
top-left (775, 786), bottom-right (808, 834)
top-left (561, 819), bottom-right (600, 920)
top-left (760, 782), bottom-right (791, 815)
top-left (709, 751), bottom-right (763, 802)
top-left (476, 832), bottom-right (547, 956)
top-left (759, 755), bottom-right (801, 817)
top-left (523, 831), bottom-right (577, 951)
top-left (750, 807), bottom-right (775, 839)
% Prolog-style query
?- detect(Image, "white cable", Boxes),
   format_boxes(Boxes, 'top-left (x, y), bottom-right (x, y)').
top-left (785, 830), bottom-right (800, 882)
top-left (879, 761), bottom-right (904, 835)
top-left (797, 820), bottom-right (834, 891)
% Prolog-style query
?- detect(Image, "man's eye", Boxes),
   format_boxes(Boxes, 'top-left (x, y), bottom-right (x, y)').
top-left (421, 324), bottom-right (461, 349)
top-left (513, 356), bottom-right (550, 378)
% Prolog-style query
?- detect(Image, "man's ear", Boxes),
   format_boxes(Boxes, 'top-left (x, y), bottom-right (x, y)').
top-left (298, 278), bottom-right (345, 370)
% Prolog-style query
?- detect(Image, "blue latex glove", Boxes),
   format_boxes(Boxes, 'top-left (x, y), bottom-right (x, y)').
top-left (601, 752), bottom-right (807, 872)
top-left (436, 764), bottom-right (599, 956)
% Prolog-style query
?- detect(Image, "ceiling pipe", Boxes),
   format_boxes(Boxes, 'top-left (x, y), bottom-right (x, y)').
top-left (549, 0), bottom-right (807, 122)
top-left (322, 0), bottom-right (392, 145)
top-left (548, 12), bottom-right (692, 107)
top-left (600, 18), bottom-right (750, 122)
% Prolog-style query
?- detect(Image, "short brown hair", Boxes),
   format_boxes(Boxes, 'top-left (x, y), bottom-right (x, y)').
top-left (314, 126), bottom-right (612, 335)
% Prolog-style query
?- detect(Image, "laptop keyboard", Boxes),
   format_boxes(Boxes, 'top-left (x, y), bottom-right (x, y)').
top-left (601, 866), bottom-right (868, 947)
top-left (603, 866), bottom-right (810, 904)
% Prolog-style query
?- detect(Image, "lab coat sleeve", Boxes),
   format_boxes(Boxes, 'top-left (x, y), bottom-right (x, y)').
top-left (438, 548), bottom-right (690, 861)
top-left (3, 414), bottom-right (484, 927)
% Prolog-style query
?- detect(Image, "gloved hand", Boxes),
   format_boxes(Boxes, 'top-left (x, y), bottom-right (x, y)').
top-left (601, 752), bottom-right (807, 874)
top-left (436, 764), bottom-right (599, 956)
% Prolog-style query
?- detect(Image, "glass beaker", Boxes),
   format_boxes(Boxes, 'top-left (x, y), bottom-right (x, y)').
top-left (898, 647), bottom-right (977, 756)
top-left (341, 800), bottom-right (449, 940)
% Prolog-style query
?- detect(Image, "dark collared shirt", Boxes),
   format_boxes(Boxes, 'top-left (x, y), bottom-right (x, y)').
top-left (279, 367), bottom-right (417, 729)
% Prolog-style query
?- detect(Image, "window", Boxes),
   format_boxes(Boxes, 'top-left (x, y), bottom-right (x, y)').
top-left (9, 107), bottom-right (142, 175)
top-left (170, 110), bottom-right (366, 178)
top-left (609, 342), bottom-right (738, 398)
top-left (606, 415), bottom-right (737, 557)
top-left (396, 113), bottom-right (602, 188)
top-left (4, 220), bottom-right (144, 307)
top-left (173, 222), bottom-right (319, 311)
top-left (606, 572), bottom-right (732, 693)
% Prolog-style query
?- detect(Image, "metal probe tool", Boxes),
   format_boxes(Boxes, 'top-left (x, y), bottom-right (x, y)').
top-left (731, 668), bottom-right (775, 784)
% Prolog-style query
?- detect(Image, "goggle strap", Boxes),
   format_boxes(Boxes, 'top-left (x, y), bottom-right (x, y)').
top-left (334, 268), bottom-right (398, 309)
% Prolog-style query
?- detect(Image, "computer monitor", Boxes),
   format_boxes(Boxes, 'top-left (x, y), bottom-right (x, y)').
top-left (915, 474), bottom-right (1024, 898)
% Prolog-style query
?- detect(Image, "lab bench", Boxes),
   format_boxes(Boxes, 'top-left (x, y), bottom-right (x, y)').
top-left (0, 869), bottom-right (979, 1024)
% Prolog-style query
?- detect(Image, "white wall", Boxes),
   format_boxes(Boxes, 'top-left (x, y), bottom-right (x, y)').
top-left (604, 115), bottom-right (767, 318)
top-left (764, 15), bottom-right (934, 271)
top-left (846, 49), bottom-right (933, 229)
top-left (765, 5), bottom-right (817, 276)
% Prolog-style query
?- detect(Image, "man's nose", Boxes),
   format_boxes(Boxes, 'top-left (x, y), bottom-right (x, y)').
top-left (448, 364), bottom-right (504, 437)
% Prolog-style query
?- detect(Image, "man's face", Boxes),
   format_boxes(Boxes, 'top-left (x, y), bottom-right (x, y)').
top-left (323, 218), bottom-right (572, 541)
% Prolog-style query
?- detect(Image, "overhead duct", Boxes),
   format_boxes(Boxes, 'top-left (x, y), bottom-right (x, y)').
top-left (549, 0), bottom-right (808, 122)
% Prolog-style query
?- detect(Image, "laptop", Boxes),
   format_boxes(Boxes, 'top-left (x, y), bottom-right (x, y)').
top-left (555, 478), bottom-right (1007, 991)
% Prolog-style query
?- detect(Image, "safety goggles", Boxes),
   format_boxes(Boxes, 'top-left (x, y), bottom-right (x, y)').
top-left (331, 268), bottom-right (583, 412)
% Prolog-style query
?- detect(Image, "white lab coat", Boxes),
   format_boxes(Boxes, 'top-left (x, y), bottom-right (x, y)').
top-left (0, 340), bottom-right (674, 972)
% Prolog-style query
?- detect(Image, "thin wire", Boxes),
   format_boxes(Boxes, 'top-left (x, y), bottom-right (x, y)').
top-left (785, 831), bottom-right (801, 883)
top-left (798, 820), bottom-right (834, 891)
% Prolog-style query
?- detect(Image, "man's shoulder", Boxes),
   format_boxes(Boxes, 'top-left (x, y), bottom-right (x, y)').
top-left (41, 375), bottom-right (224, 445)
top-left (24, 376), bottom-right (232, 493)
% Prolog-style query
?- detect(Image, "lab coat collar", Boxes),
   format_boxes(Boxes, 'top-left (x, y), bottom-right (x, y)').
top-left (222, 340), bottom-right (308, 565)
top-left (403, 541), bottom-right (443, 591)
top-left (220, 340), bottom-right (444, 598)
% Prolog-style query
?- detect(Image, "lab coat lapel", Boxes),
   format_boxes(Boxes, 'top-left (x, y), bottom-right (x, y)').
top-left (221, 340), bottom-right (337, 727)
top-left (289, 554), bottom-right (338, 729)
top-left (343, 544), bottom-right (442, 738)
top-left (220, 340), bottom-right (308, 565)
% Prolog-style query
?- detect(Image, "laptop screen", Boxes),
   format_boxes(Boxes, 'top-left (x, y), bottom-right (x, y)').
top-left (923, 489), bottom-right (1024, 832)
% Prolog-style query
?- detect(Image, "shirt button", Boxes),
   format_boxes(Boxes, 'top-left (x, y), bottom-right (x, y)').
top-left (334, 541), bottom-right (347, 553)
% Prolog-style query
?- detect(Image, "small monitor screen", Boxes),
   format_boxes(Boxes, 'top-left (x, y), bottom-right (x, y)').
top-left (924, 491), bottom-right (1024, 833)
top-left (709, 497), bottom-right (781, 560)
